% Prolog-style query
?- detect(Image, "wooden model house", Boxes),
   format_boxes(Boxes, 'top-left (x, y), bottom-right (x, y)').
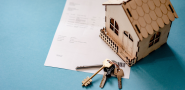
top-left (99, 0), bottom-right (178, 66)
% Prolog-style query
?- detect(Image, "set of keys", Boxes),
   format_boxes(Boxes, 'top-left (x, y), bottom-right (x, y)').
top-left (81, 59), bottom-right (124, 89)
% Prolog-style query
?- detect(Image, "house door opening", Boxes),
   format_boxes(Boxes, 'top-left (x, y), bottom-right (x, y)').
top-left (123, 31), bottom-right (133, 56)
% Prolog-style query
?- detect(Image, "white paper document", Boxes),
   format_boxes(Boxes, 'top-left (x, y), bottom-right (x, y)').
top-left (44, 0), bottom-right (130, 79)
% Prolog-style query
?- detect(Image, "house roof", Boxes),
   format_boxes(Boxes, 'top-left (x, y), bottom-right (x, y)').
top-left (104, 0), bottom-right (178, 40)
top-left (103, 0), bottom-right (129, 5)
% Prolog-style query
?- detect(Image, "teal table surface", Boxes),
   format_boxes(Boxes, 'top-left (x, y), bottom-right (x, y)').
top-left (0, 0), bottom-right (185, 90)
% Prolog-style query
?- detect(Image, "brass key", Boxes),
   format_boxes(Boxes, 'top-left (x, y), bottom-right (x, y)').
top-left (114, 68), bottom-right (124, 89)
top-left (82, 59), bottom-right (113, 86)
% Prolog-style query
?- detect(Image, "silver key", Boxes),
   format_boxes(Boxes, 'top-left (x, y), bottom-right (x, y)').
top-left (99, 72), bottom-right (107, 88)
top-left (76, 65), bottom-right (102, 70)
top-left (112, 60), bottom-right (125, 67)
top-left (76, 60), bottom-right (124, 70)
top-left (100, 64), bottom-right (115, 88)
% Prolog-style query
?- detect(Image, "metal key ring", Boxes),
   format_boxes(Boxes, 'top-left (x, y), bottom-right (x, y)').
top-left (107, 60), bottom-right (120, 70)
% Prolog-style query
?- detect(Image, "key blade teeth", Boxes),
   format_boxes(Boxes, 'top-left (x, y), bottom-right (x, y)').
top-left (82, 77), bottom-right (92, 87)
top-left (115, 69), bottom-right (124, 89)
top-left (118, 79), bottom-right (123, 88)
top-left (99, 72), bottom-right (107, 88)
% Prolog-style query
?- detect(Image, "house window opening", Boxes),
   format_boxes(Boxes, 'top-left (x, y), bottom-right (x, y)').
top-left (129, 35), bottom-right (133, 42)
top-left (105, 5), bottom-right (107, 11)
top-left (135, 25), bottom-right (141, 33)
top-left (124, 31), bottom-right (133, 42)
top-left (110, 18), bottom-right (119, 35)
top-left (169, 4), bottom-right (174, 13)
top-left (124, 31), bottom-right (128, 37)
top-left (149, 32), bottom-right (161, 47)
top-left (127, 8), bottom-right (132, 17)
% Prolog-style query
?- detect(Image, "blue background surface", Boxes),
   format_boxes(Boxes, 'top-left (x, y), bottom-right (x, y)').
top-left (0, 0), bottom-right (185, 90)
